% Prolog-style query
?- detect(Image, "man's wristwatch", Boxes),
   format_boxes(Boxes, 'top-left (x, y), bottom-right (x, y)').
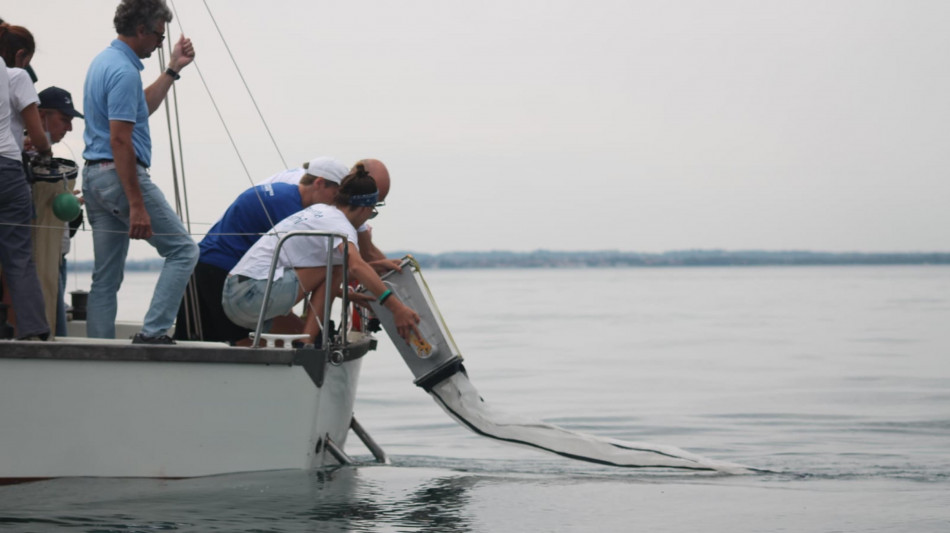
top-left (165, 67), bottom-right (181, 80)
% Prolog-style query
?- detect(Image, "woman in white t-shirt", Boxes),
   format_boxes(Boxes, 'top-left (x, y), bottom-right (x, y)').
top-left (1, 24), bottom-right (52, 156)
top-left (0, 23), bottom-right (51, 339)
top-left (223, 163), bottom-right (420, 344)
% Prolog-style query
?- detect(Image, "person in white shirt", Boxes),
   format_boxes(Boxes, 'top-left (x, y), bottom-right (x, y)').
top-left (223, 162), bottom-right (420, 344)
top-left (1, 23), bottom-right (52, 159)
top-left (0, 23), bottom-right (50, 340)
top-left (260, 157), bottom-right (394, 265)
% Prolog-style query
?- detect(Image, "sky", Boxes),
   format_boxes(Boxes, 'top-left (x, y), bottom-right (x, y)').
top-left (6, 0), bottom-right (949, 260)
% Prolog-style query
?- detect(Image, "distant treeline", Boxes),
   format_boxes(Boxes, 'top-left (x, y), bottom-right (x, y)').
top-left (67, 250), bottom-right (950, 272)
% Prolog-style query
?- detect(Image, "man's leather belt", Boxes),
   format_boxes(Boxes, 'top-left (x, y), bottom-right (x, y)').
top-left (85, 158), bottom-right (149, 169)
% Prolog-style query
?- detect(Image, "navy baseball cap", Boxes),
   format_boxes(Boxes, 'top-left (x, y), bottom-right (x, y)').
top-left (38, 86), bottom-right (84, 118)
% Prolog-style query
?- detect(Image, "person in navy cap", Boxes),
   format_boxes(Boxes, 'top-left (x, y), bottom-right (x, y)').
top-left (37, 86), bottom-right (83, 144)
top-left (32, 86), bottom-right (84, 337)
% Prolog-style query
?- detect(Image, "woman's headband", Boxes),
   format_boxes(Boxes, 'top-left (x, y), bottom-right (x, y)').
top-left (349, 191), bottom-right (379, 207)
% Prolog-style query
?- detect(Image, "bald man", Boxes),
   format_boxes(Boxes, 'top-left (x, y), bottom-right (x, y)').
top-left (353, 159), bottom-right (390, 263)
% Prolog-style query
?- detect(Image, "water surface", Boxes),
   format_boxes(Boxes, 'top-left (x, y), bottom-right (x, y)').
top-left (4, 266), bottom-right (948, 531)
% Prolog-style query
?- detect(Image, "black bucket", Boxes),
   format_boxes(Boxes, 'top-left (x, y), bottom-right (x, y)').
top-left (70, 290), bottom-right (88, 320)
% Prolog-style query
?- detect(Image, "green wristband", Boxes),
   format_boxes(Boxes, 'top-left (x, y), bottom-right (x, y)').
top-left (378, 289), bottom-right (393, 305)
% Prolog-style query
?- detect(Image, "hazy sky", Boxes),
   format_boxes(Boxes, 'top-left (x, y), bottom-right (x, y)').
top-left (6, 1), bottom-right (949, 259)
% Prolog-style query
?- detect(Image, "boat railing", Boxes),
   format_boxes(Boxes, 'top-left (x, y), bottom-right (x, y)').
top-left (252, 230), bottom-right (351, 352)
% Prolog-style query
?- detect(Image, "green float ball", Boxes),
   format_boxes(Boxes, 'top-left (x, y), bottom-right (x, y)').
top-left (52, 192), bottom-right (81, 222)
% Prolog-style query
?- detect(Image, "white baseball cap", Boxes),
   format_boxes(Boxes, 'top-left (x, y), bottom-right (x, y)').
top-left (304, 156), bottom-right (349, 185)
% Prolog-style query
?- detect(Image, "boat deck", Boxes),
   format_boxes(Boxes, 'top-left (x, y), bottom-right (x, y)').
top-left (0, 334), bottom-right (377, 383)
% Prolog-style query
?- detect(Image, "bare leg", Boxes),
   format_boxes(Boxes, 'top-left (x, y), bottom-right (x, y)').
top-left (302, 288), bottom-right (326, 342)
top-left (292, 266), bottom-right (332, 343)
top-left (303, 266), bottom-right (345, 343)
top-left (271, 312), bottom-right (305, 334)
top-left (227, 267), bottom-right (332, 346)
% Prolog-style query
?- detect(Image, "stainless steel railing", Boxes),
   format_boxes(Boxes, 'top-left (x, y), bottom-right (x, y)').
top-left (251, 230), bottom-right (350, 351)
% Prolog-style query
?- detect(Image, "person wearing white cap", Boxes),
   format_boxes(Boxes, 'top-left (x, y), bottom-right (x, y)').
top-left (258, 156), bottom-right (395, 265)
top-left (173, 156), bottom-right (349, 342)
top-left (256, 155), bottom-right (348, 187)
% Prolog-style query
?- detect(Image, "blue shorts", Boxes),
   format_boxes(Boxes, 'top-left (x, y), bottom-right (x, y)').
top-left (221, 270), bottom-right (300, 330)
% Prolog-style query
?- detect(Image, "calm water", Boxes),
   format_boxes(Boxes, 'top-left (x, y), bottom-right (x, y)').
top-left (3, 266), bottom-right (949, 531)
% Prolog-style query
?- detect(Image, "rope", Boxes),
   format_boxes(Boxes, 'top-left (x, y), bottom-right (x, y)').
top-left (163, 0), bottom-right (293, 339)
top-left (0, 221), bottom-right (273, 238)
top-left (201, 0), bottom-right (287, 170)
top-left (171, 68), bottom-right (192, 232)
top-left (158, 28), bottom-right (202, 339)
top-left (164, 0), bottom-right (278, 234)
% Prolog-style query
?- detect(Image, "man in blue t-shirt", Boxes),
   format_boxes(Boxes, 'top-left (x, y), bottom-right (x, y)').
top-left (80, 0), bottom-right (198, 344)
top-left (175, 157), bottom-right (349, 343)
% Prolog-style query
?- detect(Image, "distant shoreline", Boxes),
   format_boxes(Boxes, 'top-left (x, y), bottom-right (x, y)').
top-left (66, 250), bottom-right (950, 272)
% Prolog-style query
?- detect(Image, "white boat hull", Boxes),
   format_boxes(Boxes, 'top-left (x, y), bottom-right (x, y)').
top-left (0, 337), bottom-right (369, 482)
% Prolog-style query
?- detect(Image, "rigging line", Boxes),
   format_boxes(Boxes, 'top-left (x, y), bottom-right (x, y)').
top-left (157, 45), bottom-right (186, 227)
top-left (0, 221), bottom-right (273, 238)
top-left (171, 79), bottom-right (193, 232)
top-left (166, 0), bottom-right (278, 233)
top-left (200, 0), bottom-right (287, 170)
top-left (158, 27), bottom-right (200, 340)
top-left (157, 41), bottom-right (200, 340)
top-left (159, 26), bottom-right (194, 234)
top-left (159, 35), bottom-right (202, 339)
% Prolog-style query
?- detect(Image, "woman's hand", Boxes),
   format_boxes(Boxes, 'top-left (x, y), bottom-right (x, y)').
top-left (347, 288), bottom-right (375, 309)
top-left (391, 301), bottom-right (421, 343)
top-left (370, 258), bottom-right (403, 275)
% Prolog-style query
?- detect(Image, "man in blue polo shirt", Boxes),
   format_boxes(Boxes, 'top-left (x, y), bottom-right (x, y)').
top-left (81, 0), bottom-right (198, 343)
top-left (175, 157), bottom-right (349, 343)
